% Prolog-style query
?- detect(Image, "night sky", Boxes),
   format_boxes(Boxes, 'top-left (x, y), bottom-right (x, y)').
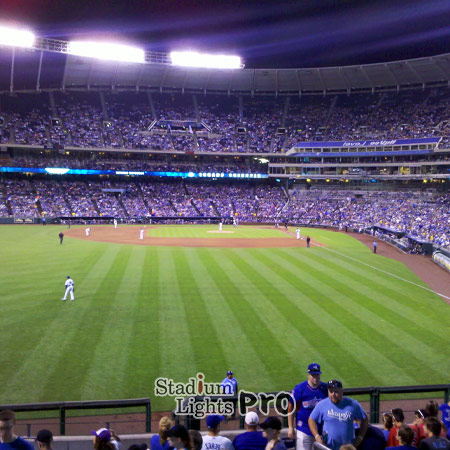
top-left (1, 0), bottom-right (450, 68)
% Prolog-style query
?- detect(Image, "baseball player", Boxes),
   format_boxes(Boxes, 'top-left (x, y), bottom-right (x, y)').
top-left (139, 227), bottom-right (144, 240)
top-left (62, 276), bottom-right (75, 301)
top-left (114, 219), bottom-right (118, 229)
top-left (85, 227), bottom-right (90, 237)
top-left (219, 220), bottom-right (223, 232)
top-left (296, 228), bottom-right (300, 240)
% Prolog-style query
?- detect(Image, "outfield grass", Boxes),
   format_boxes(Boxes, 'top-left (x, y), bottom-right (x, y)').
top-left (0, 224), bottom-right (449, 411)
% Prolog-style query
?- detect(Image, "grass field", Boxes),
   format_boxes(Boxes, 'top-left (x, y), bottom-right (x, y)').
top-left (0, 224), bottom-right (449, 411)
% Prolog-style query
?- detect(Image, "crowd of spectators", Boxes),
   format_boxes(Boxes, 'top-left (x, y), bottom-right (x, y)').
top-left (0, 89), bottom-right (449, 153)
top-left (0, 176), bottom-right (448, 248)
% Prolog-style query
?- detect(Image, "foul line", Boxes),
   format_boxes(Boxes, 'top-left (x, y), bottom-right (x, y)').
top-left (311, 242), bottom-right (450, 301)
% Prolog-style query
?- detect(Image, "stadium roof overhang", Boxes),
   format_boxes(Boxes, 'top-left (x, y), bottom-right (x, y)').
top-left (0, 39), bottom-right (449, 95)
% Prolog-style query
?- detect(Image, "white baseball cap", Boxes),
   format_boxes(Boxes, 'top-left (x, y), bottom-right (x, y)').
top-left (245, 411), bottom-right (259, 425)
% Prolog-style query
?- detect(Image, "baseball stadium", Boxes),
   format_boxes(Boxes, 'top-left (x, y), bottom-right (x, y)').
top-left (0, 2), bottom-right (450, 449)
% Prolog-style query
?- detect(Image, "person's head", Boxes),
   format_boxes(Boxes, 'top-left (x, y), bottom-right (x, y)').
top-left (414, 409), bottom-right (428, 424)
top-left (36, 429), bottom-right (53, 449)
top-left (127, 444), bottom-right (148, 450)
top-left (227, 370), bottom-right (233, 380)
top-left (91, 428), bottom-right (115, 450)
top-left (189, 430), bottom-right (202, 450)
top-left (327, 380), bottom-right (343, 404)
top-left (158, 417), bottom-right (174, 444)
top-left (260, 417), bottom-right (282, 442)
top-left (391, 408), bottom-right (405, 425)
top-left (0, 410), bottom-right (16, 439)
top-left (244, 412), bottom-right (259, 430)
top-left (382, 412), bottom-right (393, 430)
top-left (165, 425), bottom-right (191, 450)
top-left (206, 415), bottom-right (224, 434)
top-left (425, 401), bottom-right (439, 418)
top-left (424, 417), bottom-right (441, 437)
top-left (397, 425), bottom-right (414, 446)
top-left (307, 363), bottom-right (322, 388)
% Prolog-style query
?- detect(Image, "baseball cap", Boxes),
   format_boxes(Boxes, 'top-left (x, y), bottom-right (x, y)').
top-left (90, 428), bottom-right (111, 442)
top-left (227, 370), bottom-right (233, 375)
top-left (245, 411), bottom-right (259, 426)
top-left (308, 363), bottom-right (322, 374)
top-left (36, 429), bottom-right (53, 443)
top-left (260, 416), bottom-right (282, 431)
top-left (327, 379), bottom-right (343, 389)
top-left (67, 276), bottom-right (70, 278)
top-left (165, 424), bottom-right (189, 441)
top-left (206, 415), bottom-right (225, 429)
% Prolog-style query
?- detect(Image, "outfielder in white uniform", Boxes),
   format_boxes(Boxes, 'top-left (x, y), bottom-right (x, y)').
top-left (62, 276), bottom-right (75, 301)
top-left (219, 221), bottom-right (223, 232)
top-left (114, 219), bottom-right (118, 229)
top-left (296, 227), bottom-right (300, 240)
top-left (139, 227), bottom-right (144, 240)
top-left (85, 227), bottom-right (90, 237)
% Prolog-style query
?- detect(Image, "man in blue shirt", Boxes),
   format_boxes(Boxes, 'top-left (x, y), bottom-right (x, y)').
top-left (308, 379), bottom-right (368, 450)
top-left (233, 412), bottom-right (267, 450)
top-left (288, 363), bottom-right (328, 450)
top-left (439, 401), bottom-right (450, 439)
top-left (0, 410), bottom-right (34, 450)
top-left (221, 371), bottom-right (238, 395)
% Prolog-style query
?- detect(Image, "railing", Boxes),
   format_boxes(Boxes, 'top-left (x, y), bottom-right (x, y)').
top-left (173, 384), bottom-right (450, 429)
top-left (0, 398), bottom-right (151, 435)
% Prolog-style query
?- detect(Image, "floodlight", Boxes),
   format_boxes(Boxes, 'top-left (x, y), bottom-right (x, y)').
top-left (170, 51), bottom-right (241, 69)
top-left (68, 41), bottom-right (145, 63)
top-left (0, 25), bottom-right (35, 48)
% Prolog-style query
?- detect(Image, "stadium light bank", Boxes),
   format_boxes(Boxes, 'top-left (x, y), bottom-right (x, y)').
top-left (67, 41), bottom-right (145, 63)
top-left (170, 51), bottom-right (243, 69)
top-left (0, 24), bottom-right (35, 48)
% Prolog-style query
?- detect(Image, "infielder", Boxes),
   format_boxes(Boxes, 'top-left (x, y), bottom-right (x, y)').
top-left (296, 227), bottom-right (300, 240)
top-left (85, 227), bottom-right (90, 237)
top-left (62, 276), bottom-right (75, 301)
top-left (139, 227), bottom-right (144, 240)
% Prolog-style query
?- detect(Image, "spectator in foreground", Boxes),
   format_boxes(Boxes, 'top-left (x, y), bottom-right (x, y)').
top-left (0, 409), bottom-right (34, 450)
top-left (339, 446), bottom-right (356, 450)
top-left (386, 424), bottom-right (416, 450)
top-left (189, 431), bottom-right (202, 450)
top-left (410, 409), bottom-right (429, 447)
top-left (425, 401), bottom-right (448, 436)
top-left (91, 428), bottom-right (116, 450)
top-left (165, 425), bottom-right (191, 450)
top-left (382, 413), bottom-right (394, 441)
top-left (151, 417), bottom-right (174, 450)
top-left (233, 412), bottom-right (268, 450)
top-left (201, 415), bottom-right (233, 450)
top-left (260, 417), bottom-right (286, 450)
top-left (308, 379), bottom-right (368, 450)
top-left (420, 417), bottom-right (450, 450)
top-left (356, 421), bottom-right (386, 450)
top-left (387, 409), bottom-right (405, 447)
top-left (35, 430), bottom-right (53, 450)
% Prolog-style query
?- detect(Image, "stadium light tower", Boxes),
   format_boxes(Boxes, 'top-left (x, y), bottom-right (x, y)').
top-left (67, 41), bottom-right (145, 63)
top-left (0, 25), bottom-right (35, 48)
top-left (170, 51), bottom-right (242, 69)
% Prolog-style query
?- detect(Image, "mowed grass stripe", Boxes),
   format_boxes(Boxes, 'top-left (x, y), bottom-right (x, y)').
top-left (199, 248), bottom-right (300, 389)
top-left (0, 244), bottom-right (121, 403)
top-left (188, 249), bottom-right (272, 384)
top-left (271, 249), bottom-right (447, 381)
top-left (173, 248), bottom-right (226, 372)
top-left (249, 248), bottom-right (404, 386)
top-left (80, 246), bottom-right (147, 399)
top-left (308, 247), bottom-right (436, 304)
top-left (123, 247), bottom-right (162, 399)
top-left (41, 246), bottom-right (133, 401)
top-left (300, 248), bottom-right (449, 330)
top-left (284, 248), bottom-right (450, 350)
top-left (228, 248), bottom-right (344, 381)
top-left (157, 249), bottom-right (197, 381)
